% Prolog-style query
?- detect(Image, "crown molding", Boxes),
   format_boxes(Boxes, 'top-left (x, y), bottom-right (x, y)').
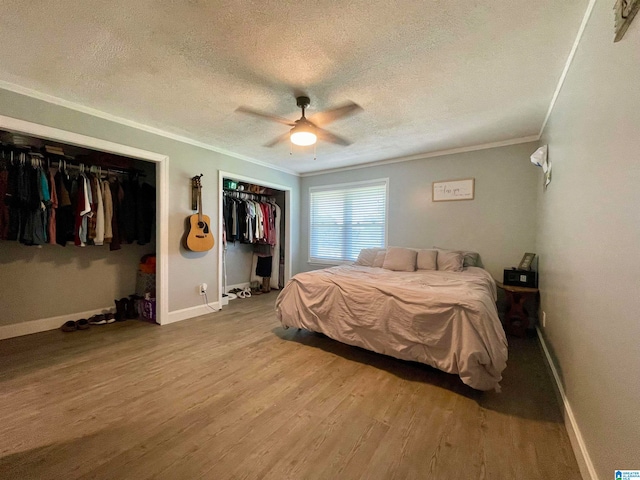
top-left (300, 135), bottom-right (540, 177)
top-left (539, 0), bottom-right (597, 138)
top-left (0, 79), bottom-right (298, 176)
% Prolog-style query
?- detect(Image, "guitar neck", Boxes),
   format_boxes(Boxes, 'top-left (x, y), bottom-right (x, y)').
top-left (198, 185), bottom-right (203, 223)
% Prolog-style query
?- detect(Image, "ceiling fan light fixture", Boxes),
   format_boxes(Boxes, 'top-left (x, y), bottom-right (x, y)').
top-left (290, 123), bottom-right (317, 146)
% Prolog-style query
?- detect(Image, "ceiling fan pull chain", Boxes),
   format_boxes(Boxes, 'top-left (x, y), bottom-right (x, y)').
top-left (314, 142), bottom-right (317, 161)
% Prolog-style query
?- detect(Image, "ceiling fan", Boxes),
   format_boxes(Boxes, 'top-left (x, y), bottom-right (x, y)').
top-left (235, 96), bottom-right (362, 148)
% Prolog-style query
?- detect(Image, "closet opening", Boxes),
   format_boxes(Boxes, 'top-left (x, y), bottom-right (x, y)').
top-left (0, 114), bottom-right (169, 339)
top-left (217, 171), bottom-right (291, 307)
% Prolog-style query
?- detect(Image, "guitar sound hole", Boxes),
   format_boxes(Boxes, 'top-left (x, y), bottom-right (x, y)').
top-left (197, 221), bottom-right (210, 234)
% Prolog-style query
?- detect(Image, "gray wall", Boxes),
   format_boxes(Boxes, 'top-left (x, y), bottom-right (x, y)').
top-left (0, 243), bottom-right (153, 325)
top-left (0, 88), bottom-right (300, 324)
top-left (224, 242), bottom-right (255, 287)
top-left (536, 1), bottom-right (640, 477)
top-left (300, 142), bottom-right (540, 281)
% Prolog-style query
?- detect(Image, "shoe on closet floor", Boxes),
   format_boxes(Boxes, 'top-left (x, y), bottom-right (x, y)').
top-left (104, 313), bottom-right (116, 324)
top-left (115, 298), bottom-right (128, 321)
top-left (88, 314), bottom-right (107, 325)
top-left (76, 319), bottom-right (90, 330)
top-left (126, 295), bottom-right (140, 319)
top-left (61, 320), bottom-right (77, 332)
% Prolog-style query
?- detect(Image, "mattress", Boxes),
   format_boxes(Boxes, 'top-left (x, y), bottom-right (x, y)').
top-left (275, 265), bottom-right (508, 391)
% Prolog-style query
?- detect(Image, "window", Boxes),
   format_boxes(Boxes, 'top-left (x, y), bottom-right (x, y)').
top-left (309, 179), bottom-right (388, 264)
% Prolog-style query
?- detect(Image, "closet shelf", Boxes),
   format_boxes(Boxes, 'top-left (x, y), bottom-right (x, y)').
top-left (223, 188), bottom-right (275, 200)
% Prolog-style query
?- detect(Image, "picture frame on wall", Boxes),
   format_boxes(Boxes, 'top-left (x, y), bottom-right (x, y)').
top-left (432, 178), bottom-right (475, 202)
top-left (615, 0), bottom-right (640, 42)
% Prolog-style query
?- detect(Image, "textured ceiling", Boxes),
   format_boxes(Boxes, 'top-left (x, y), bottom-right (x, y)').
top-left (0, 0), bottom-right (588, 174)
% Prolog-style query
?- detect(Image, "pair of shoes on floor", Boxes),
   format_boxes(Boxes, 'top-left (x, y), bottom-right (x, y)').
top-left (237, 288), bottom-right (252, 298)
top-left (115, 296), bottom-right (139, 321)
top-left (88, 313), bottom-right (116, 325)
top-left (229, 287), bottom-right (252, 298)
top-left (61, 319), bottom-right (90, 332)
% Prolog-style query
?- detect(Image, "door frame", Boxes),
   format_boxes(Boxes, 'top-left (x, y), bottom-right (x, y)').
top-left (0, 114), bottom-right (170, 325)
top-left (217, 170), bottom-right (292, 305)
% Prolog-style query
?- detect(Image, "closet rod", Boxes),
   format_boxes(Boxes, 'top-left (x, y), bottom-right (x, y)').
top-left (1, 144), bottom-right (145, 177)
top-left (50, 160), bottom-right (145, 177)
top-left (223, 189), bottom-right (275, 201)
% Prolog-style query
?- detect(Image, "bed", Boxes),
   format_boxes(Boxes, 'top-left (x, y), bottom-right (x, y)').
top-left (275, 250), bottom-right (508, 391)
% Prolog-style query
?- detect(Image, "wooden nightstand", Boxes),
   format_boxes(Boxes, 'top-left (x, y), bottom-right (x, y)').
top-left (495, 281), bottom-right (539, 337)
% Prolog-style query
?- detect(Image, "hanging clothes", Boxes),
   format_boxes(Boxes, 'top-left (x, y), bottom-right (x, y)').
top-left (109, 177), bottom-right (123, 251)
top-left (222, 191), bottom-right (278, 246)
top-left (54, 169), bottom-right (74, 246)
top-left (271, 202), bottom-right (282, 288)
top-left (122, 176), bottom-right (138, 243)
top-left (256, 255), bottom-right (273, 278)
top-left (19, 159), bottom-right (47, 246)
top-left (87, 172), bottom-right (98, 243)
top-left (136, 181), bottom-right (155, 245)
top-left (0, 163), bottom-right (10, 240)
top-left (0, 147), bottom-right (155, 249)
top-left (47, 168), bottom-right (58, 245)
top-left (94, 175), bottom-right (104, 245)
top-left (250, 201), bottom-right (281, 289)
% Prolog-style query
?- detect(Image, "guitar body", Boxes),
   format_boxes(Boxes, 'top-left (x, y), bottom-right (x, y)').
top-left (185, 175), bottom-right (214, 252)
top-left (186, 213), bottom-right (214, 252)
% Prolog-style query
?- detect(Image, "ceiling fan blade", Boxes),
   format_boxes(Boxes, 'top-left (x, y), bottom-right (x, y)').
top-left (264, 131), bottom-right (291, 148)
top-left (316, 127), bottom-right (352, 146)
top-left (235, 106), bottom-right (295, 126)
top-left (308, 102), bottom-right (363, 127)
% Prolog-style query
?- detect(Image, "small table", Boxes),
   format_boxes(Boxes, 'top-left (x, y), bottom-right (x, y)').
top-left (495, 281), bottom-right (539, 337)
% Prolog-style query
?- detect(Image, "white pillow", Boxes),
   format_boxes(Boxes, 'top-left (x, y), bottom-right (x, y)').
top-left (416, 249), bottom-right (438, 270)
top-left (437, 250), bottom-right (464, 272)
top-left (354, 248), bottom-right (385, 267)
top-left (382, 247), bottom-right (417, 272)
top-left (434, 246), bottom-right (480, 267)
top-left (372, 250), bottom-right (387, 268)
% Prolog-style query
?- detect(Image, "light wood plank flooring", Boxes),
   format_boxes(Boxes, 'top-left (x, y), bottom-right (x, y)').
top-left (0, 293), bottom-right (581, 479)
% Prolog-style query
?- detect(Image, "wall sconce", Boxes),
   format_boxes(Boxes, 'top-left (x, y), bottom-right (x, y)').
top-left (531, 145), bottom-right (552, 189)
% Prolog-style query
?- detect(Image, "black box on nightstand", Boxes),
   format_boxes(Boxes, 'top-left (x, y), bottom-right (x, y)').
top-left (503, 269), bottom-right (538, 288)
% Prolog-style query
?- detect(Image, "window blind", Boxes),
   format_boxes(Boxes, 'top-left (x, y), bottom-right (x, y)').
top-left (309, 179), bottom-right (387, 263)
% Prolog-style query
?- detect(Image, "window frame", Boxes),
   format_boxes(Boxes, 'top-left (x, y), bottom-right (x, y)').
top-left (308, 178), bottom-right (389, 265)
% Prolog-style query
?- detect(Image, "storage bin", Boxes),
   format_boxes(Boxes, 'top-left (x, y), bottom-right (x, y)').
top-left (142, 295), bottom-right (156, 321)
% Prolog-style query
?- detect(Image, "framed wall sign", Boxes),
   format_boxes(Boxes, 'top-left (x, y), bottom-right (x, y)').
top-left (615, 0), bottom-right (640, 42)
top-left (432, 178), bottom-right (475, 202)
top-left (518, 252), bottom-right (536, 271)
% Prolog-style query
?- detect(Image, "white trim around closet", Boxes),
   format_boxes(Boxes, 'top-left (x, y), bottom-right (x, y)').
top-left (217, 170), bottom-right (292, 307)
top-left (0, 114), bottom-right (170, 328)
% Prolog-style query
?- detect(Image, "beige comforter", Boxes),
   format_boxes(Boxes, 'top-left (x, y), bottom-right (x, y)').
top-left (275, 265), bottom-right (508, 391)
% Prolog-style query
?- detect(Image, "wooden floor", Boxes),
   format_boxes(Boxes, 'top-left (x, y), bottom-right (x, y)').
top-left (0, 293), bottom-right (581, 480)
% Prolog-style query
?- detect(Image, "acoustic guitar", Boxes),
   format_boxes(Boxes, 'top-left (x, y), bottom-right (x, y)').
top-left (185, 175), bottom-right (214, 252)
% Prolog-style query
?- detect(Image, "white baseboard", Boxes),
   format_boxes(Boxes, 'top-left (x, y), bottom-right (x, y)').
top-left (0, 301), bottom-right (222, 339)
top-left (536, 327), bottom-right (599, 480)
top-left (164, 302), bottom-right (220, 325)
top-left (0, 306), bottom-right (115, 340)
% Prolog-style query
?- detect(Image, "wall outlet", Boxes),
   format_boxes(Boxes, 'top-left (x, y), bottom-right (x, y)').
top-left (199, 283), bottom-right (207, 295)
top-left (542, 311), bottom-right (546, 328)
